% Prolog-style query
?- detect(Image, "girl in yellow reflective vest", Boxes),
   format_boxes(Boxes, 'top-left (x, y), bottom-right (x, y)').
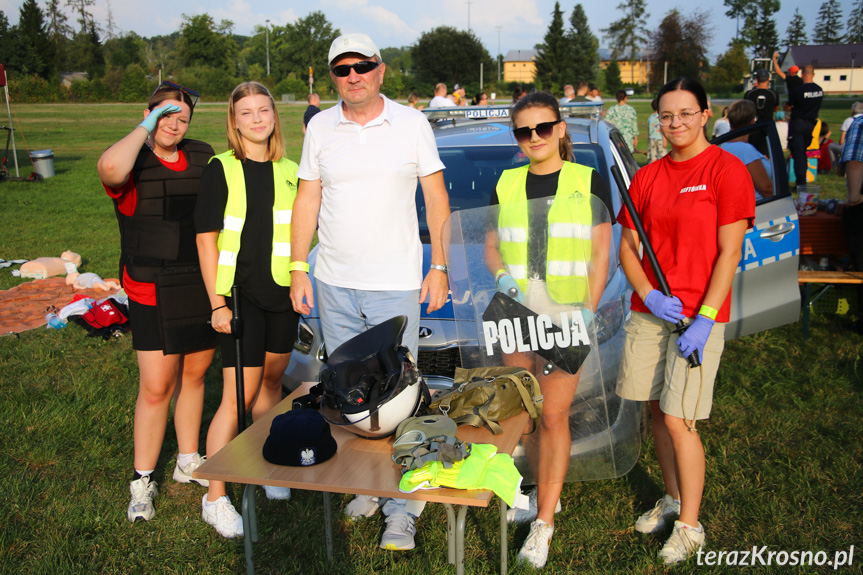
top-left (195, 82), bottom-right (300, 538)
top-left (485, 91), bottom-right (615, 568)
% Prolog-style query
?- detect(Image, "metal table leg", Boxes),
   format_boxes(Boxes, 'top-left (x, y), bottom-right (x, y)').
top-left (499, 498), bottom-right (508, 575)
top-left (444, 503), bottom-right (456, 564)
top-left (455, 505), bottom-right (468, 575)
top-left (802, 283), bottom-right (812, 340)
top-left (322, 492), bottom-right (334, 564)
top-left (241, 484), bottom-right (259, 575)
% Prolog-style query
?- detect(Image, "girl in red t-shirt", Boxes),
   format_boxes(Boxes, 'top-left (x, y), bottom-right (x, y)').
top-left (97, 82), bottom-right (215, 525)
top-left (617, 78), bottom-right (754, 564)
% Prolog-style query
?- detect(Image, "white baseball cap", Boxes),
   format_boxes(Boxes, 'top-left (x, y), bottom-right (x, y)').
top-left (328, 33), bottom-right (381, 66)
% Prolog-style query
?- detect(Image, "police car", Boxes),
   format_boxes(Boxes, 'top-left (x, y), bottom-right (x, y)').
top-left (283, 103), bottom-right (799, 475)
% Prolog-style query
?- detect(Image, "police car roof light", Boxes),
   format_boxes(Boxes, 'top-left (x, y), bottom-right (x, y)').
top-left (421, 101), bottom-right (604, 123)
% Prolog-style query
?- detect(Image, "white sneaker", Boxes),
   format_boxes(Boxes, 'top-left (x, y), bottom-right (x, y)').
top-left (201, 495), bottom-right (244, 538)
top-left (345, 494), bottom-right (379, 520)
top-left (127, 476), bottom-right (158, 522)
top-left (517, 518), bottom-right (554, 569)
top-left (659, 520), bottom-right (705, 565)
top-left (634, 494), bottom-right (680, 534)
top-left (262, 485), bottom-right (291, 500)
top-left (379, 513), bottom-right (416, 551)
top-left (506, 488), bottom-right (561, 524)
top-left (172, 454), bottom-right (209, 487)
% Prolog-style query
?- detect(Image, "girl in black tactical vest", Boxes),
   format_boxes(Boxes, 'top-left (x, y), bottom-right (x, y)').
top-left (98, 82), bottom-right (215, 524)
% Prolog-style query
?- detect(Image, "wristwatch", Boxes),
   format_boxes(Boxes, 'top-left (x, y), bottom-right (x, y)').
top-left (429, 264), bottom-right (448, 274)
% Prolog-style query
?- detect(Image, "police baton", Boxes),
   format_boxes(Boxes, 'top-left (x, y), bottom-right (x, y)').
top-left (230, 284), bottom-right (247, 431)
top-left (611, 166), bottom-right (701, 368)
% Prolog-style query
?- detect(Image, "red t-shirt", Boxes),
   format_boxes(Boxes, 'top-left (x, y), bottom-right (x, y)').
top-left (103, 151), bottom-right (188, 305)
top-left (617, 145), bottom-right (755, 322)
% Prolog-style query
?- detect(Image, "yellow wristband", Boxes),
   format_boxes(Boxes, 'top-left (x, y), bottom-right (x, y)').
top-left (699, 305), bottom-right (718, 320)
top-left (289, 261), bottom-right (309, 273)
top-left (495, 269), bottom-right (508, 281)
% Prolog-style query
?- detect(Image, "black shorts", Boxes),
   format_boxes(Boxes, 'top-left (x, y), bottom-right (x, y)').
top-left (218, 290), bottom-right (299, 368)
top-left (129, 300), bottom-right (162, 352)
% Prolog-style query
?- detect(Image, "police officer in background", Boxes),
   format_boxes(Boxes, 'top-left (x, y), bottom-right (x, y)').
top-left (744, 69), bottom-right (778, 155)
top-left (787, 65), bottom-right (823, 186)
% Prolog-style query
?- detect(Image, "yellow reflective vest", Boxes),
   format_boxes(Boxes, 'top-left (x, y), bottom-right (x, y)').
top-left (213, 151), bottom-right (299, 295)
top-left (496, 162), bottom-right (594, 304)
top-left (399, 443), bottom-right (526, 508)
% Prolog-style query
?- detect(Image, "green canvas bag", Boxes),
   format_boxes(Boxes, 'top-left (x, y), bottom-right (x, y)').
top-left (426, 366), bottom-right (543, 435)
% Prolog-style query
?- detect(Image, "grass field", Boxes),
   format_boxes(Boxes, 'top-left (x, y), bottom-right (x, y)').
top-left (0, 101), bottom-right (861, 574)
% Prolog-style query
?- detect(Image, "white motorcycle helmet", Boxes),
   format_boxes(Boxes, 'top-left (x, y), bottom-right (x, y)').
top-left (319, 315), bottom-right (425, 439)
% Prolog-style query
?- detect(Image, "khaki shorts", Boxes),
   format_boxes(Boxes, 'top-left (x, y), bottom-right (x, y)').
top-left (616, 311), bottom-right (725, 420)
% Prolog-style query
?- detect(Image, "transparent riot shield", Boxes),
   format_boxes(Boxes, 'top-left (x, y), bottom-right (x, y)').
top-left (447, 195), bottom-right (641, 483)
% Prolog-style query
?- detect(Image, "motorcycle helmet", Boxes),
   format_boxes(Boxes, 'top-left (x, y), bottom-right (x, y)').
top-left (319, 315), bottom-right (425, 439)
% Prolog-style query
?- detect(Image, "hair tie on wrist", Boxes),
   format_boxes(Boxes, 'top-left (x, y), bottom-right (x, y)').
top-left (212, 304), bottom-right (227, 312)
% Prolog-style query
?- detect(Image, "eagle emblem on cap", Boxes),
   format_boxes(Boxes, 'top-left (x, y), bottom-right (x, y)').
top-left (300, 448), bottom-right (316, 466)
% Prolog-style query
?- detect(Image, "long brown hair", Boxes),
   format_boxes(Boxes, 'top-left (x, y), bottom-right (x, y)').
top-left (511, 91), bottom-right (572, 161)
top-left (226, 82), bottom-right (285, 162)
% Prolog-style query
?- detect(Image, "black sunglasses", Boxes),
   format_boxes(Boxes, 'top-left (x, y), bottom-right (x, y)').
top-left (330, 60), bottom-right (380, 78)
top-left (512, 121), bottom-right (559, 144)
top-left (150, 80), bottom-right (199, 108)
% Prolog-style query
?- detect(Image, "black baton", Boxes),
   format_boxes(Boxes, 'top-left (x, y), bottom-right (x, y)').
top-left (612, 166), bottom-right (700, 368)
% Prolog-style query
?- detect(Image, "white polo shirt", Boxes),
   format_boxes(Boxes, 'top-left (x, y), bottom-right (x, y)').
top-left (298, 95), bottom-right (445, 290)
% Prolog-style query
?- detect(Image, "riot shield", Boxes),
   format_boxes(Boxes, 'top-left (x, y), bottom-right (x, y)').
top-left (447, 195), bottom-right (641, 484)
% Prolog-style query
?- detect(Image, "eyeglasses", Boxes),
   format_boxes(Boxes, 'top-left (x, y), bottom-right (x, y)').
top-left (150, 80), bottom-right (199, 108)
top-left (512, 121), bottom-right (559, 144)
top-left (330, 60), bottom-right (380, 78)
top-left (658, 110), bottom-right (701, 126)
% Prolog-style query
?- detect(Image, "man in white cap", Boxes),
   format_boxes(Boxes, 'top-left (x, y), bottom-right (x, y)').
top-left (290, 33), bottom-right (450, 551)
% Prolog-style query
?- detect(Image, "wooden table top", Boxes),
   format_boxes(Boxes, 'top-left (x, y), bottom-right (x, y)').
top-left (798, 270), bottom-right (863, 284)
top-left (195, 382), bottom-right (529, 508)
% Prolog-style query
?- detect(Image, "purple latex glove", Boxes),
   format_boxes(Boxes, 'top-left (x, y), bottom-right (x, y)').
top-left (676, 315), bottom-right (715, 359)
top-left (643, 290), bottom-right (685, 323)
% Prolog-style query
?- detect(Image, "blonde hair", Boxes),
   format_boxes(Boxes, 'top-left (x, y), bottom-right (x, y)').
top-left (226, 82), bottom-right (285, 162)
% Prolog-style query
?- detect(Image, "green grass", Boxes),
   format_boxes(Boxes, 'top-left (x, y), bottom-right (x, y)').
top-left (1, 104), bottom-right (862, 574)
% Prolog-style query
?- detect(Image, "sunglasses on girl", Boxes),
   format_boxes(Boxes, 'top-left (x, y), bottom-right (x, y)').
top-left (512, 121), bottom-right (559, 144)
top-left (150, 80), bottom-right (199, 108)
top-left (330, 60), bottom-right (380, 78)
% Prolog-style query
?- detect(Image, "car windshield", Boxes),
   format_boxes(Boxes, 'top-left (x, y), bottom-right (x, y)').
top-left (417, 143), bottom-right (607, 238)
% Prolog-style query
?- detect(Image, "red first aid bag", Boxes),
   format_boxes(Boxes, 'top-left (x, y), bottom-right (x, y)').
top-left (81, 298), bottom-right (129, 329)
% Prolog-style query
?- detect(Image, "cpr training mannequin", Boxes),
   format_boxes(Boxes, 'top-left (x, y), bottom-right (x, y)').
top-left (66, 271), bottom-right (120, 291)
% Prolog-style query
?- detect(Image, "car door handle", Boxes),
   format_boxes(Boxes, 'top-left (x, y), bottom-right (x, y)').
top-left (760, 222), bottom-right (795, 240)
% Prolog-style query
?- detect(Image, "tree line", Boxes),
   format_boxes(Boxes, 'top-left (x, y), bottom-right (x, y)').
top-left (2, 0), bottom-right (862, 104)
top-left (0, 2), bottom-right (499, 104)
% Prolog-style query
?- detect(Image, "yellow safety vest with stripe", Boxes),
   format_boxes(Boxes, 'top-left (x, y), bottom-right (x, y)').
top-left (496, 162), bottom-right (594, 304)
top-left (213, 151), bottom-right (299, 296)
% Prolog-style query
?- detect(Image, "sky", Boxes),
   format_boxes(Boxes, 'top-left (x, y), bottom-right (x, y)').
top-left (0, 0), bottom-right (852, 61)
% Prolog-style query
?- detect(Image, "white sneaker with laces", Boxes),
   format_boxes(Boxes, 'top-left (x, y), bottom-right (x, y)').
top-left (659, 520), bottom-right (705, 565)
top-left (379, 513), bottom-right (416, 550)
top-left (201, 495), bottom-right (244, 538)
top-left (517, 518), bottom-right (554, 569)
top-left (127, 476), bottom-right (158, 522)
top-left (506, 487), bottom-right (561, 524)
top-left (262, 485), bottom-right (292, 500)
top-left (635, 494), bottom-right (680, 533)
top-left (345, 494), bottom-right (380, 520)
top-left (172, 453), bottom-right (209, 487)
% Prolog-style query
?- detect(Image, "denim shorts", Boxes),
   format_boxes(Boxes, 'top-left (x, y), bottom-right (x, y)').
top-left (316, 280), bottom-right (420, 357)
